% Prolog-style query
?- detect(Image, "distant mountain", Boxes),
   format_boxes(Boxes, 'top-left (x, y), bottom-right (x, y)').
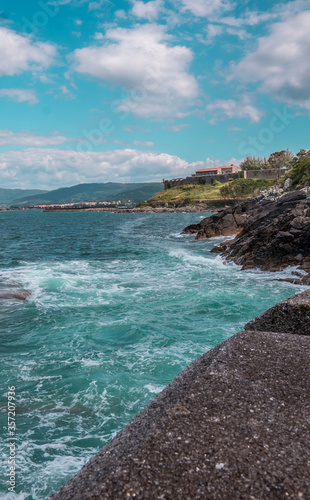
top-left (0, 188), bottom-right (48, 203)
top-left (10, 182), bottom-right (164, 206)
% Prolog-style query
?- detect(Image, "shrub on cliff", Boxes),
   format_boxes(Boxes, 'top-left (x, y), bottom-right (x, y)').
top-left (220, 178), bottom-right (257, 198)
top-left (289, 149), bottom-right (310, 186)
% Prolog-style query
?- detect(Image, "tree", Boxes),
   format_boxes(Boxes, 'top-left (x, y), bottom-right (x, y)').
top-left (290, 149), bottom-right (310, 186)
top-left (267, 149), bottom-right (294, 169)
top-left (240, 156), bottom-right (266, 171)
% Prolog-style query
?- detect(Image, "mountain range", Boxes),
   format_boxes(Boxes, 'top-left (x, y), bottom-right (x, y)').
top-left (0, 182), bottom-right (164, 206)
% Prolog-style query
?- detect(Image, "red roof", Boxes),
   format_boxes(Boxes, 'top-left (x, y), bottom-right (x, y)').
top-left (196, 165), bottom-right (238, 173)
top-left (196, 169), bottom-right (217, 173)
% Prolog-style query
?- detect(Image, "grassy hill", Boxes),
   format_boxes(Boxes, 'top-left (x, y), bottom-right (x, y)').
top-left (143, 179), bottom-right (275, 206)
top-left (0, 188), bottom-right (47, 203)
top-left (9, 182), bottom-right (164, 206)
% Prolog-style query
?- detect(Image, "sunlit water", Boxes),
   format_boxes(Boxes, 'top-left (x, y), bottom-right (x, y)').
top-left (0, 211), bottom-right (307, 499)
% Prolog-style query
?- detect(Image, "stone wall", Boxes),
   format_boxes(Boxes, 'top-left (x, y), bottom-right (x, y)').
top-left (164, 172), bottom-right (242, 190)
top-left (164, 169), bottom-right (286, 190)
top-left (244, 169), bottom-right (284, 180)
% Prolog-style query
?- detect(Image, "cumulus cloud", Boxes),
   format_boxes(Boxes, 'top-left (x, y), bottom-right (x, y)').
top-left (206, 97), bottom-right (263, 123)
top-left (233, 10), bottom-right (310, 110)
top-left (0, 130), bottom-right (77, 146)
top-left (0, 89), bottom-right (38, 104)
top-left (72, 24), bottom-right (198, 119)
top-left (131, 0), bottom-right (163, 21)
top-left (0, 148), bottom-right (197, 189)
top-left (0, 27), bottom-right (56, 76)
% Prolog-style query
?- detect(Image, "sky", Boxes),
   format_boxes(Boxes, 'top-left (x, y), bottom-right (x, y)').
top-left (1, 0), bottom-right (310, 189)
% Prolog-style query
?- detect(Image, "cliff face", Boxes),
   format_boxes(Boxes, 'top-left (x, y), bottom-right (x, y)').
top-left (51, 291), bottom-right (310, 499)
top-left (183, 189), bottom-right (310, 281)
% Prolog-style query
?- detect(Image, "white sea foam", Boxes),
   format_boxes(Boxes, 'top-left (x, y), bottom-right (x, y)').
top-left (144, 384), bottom-right (166, 394)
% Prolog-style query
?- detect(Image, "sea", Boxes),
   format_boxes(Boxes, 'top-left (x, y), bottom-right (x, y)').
top-left (0, 210), bottom-right (307, 499)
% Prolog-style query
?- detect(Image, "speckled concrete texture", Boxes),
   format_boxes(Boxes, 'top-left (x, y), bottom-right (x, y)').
top-left (245, 289), bottom-right (310, 335)
top-left (51, 315), bottom-right (310, 499)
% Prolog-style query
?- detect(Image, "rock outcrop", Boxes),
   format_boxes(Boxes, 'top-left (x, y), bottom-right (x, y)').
top-left (245, 289), bottom-right (310, 335)
top-left (51, 290), bottom-right (310, 499)
top-left (183, 189), bottom-right (310, 281)
top-left (0, 289), bottom-right (30, 300)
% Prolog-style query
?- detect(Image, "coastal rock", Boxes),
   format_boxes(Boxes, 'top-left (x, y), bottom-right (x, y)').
top-left (284, 178), bottom-right (293, 191)
top-left (184, 190), bottom-right (310, 281)
top-left (245, 289), bottom-right (310, 335)
top-left (51, 291), bottom-right (310, 500)
top-left (0, 289), bottom-right (30, 300)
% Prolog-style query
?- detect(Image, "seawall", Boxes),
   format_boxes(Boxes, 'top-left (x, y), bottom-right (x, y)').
top-left (164, 169), bottom-right (285, 190)
top-left (51, 291), bottom-right (310, 499)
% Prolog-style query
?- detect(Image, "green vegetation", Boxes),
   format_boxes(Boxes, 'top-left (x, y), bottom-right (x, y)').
top-left (220, 178), bottom-right (275, 199)
top-left (240, 149), bottom-right (294, 171)
top-left (148, 183), bottom-right (223, 203)
top-left (240, 156), bottom-right (268, 171)
top-left (146, 178), bottom-right (275, 206)
top-left (287, 149), bottom-right (310, 187)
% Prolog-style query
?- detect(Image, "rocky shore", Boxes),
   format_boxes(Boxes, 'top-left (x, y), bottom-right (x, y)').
top-left (183, 189), bottom-right (310, 283)
top-left (51, 290), bottom-right (310, 499)
top-left (44, 204), bottom-right (213, 214)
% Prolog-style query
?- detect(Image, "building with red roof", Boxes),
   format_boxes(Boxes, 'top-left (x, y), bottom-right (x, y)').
top-left (196, 164), bottom-right (241, 176)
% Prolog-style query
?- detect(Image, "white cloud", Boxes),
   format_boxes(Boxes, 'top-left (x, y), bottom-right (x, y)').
top-left (180, 0), bottom-right (233, 17)
top-left (233, 10), bottom-right (310, 110)
top-left (190, 157), bottom-right (241, 171)
top-left (58, 85), bottom-right (76, 99)
top-left (205, 24), bottom-right (223, 44)
top-left (72, 24), bottom-right (198, 119)
top-left (133, 140), bottom-right (155, 146)
top-left (0, 89), bottom-right (38, 104)
top-left (165, 123), bottom-right (190, 132)
top-left (0, 147), bottom-right (203, 189)
top-left (131, 0), bottom-right (163, 21)
top-left (0, 130), bottom-right (76, 146)
top-left (206, 97), bottom-right (263, 123)
top-left (0, 27), bottom-right (56, 76)
top-left (115, 10), bottom-right (127, 19)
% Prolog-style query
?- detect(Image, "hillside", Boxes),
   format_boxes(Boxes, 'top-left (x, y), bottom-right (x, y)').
top-left (144, 179), bottom-right (275, 206)
top-left (9, 182), bottom-right (163, 206)
top-left (0, 188), bottom-right (47, 203)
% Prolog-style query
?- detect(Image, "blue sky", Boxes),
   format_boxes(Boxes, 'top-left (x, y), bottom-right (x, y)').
top-left (1, 0), bottom-right (310, 189)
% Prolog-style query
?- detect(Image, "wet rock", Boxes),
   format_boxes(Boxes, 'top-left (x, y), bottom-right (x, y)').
top-left (245, 289), bottom-right (310, 335)
top-left (183, 190), bottom-right (310, 281)
top-left (0, 289), bottom-right (30, 300)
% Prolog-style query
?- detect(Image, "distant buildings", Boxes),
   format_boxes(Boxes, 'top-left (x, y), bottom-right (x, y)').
top-left (195, 164), bottom-right (241, 176)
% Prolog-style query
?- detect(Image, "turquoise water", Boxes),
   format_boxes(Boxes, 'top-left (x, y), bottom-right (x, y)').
top-left (0, 211), bottom-right (307, 499)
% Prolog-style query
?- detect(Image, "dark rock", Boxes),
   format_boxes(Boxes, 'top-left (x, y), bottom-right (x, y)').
top-left (183, 190), bottom-right (310, 280)
top-left (0, 289), bottom-right (30, 300)
top-left (51, 291), bottom-right (310, 500)
top-left (245, 290), bottom-right (310, 335)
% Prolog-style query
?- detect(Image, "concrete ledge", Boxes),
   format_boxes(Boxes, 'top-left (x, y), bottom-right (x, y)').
top-left (245, 290), bottom-right (310, 335)
top-left (51, 319), bottom-right (310, 499)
